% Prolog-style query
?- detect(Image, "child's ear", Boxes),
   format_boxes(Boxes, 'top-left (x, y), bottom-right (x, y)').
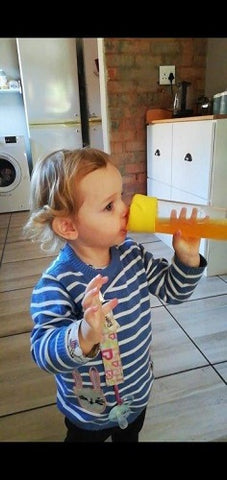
top-left (52, 216), bottom-right (78, 241)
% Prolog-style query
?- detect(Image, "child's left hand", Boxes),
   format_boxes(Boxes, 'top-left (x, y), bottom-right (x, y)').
top-left (79, 274), bottom-right (118, 355)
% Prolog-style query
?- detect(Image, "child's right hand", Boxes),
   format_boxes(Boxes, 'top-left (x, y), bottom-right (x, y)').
top-left (79, 274), bottom-right (118, 355)
top-left (171, 207), bottom-right (201, 268)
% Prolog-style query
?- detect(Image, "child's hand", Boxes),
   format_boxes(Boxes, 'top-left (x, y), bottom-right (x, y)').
top-left (79, 274), bottom-right (118, 355)
top-left (171, 207), bottom-right (201, 267)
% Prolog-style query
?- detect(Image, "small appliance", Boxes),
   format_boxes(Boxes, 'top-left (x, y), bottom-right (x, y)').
top-left (173, 81), bottom-right (194, 117)
top-left (0, 135), bottom-right (30, 213)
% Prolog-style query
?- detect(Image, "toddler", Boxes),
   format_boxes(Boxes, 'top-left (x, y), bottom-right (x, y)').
top-left (24, 147), bottom-right (207, 442)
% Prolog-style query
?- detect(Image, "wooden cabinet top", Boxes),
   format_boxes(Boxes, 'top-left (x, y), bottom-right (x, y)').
top-left (148, 115), bottom-right (227, 125)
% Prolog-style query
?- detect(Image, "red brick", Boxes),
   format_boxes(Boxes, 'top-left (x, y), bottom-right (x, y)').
top-left (104, 38), bottom-right (207, 199)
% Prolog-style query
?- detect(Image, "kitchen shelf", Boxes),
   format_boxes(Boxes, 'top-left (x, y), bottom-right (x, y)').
top-left (0, 88), bottom-right (22, 94)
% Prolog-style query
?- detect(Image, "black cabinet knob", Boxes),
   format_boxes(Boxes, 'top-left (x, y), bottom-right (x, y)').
top-left (184, 153), bottom-right (192, 162)
top-left (154, 149), bottom-right (160, 156)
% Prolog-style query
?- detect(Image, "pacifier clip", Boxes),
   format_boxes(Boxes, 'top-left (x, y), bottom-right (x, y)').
top-left (99, 292), bottom-right (133, 429)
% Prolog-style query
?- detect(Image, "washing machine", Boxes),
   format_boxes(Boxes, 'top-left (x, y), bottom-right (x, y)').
top-left (0, 135), bottom-right (31, 213)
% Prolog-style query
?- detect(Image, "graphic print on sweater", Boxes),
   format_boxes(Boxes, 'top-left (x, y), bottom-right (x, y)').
top-left (72, 367), bottom-right (106, 413)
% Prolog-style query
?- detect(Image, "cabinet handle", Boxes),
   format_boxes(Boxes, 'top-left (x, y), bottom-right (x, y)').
top-left (184, 153), bottom-right (192, 162)
top-left (154, 149), bottom-right (160, 156)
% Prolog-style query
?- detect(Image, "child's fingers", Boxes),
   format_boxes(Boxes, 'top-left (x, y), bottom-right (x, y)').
top-left (83, 304), bottom-right (99, 323)
top-left (82, 274), bottom-right (110, 310)
top-left (84, 274), bottom-right (108, 296)
top-left (179, 207), bottom-right (187, 219)
top-left (102, 298), bottom-right (118, 317)
top-left (82, 287), bottom-right (99, 310)
top-left (170, 208), bottom-right (177, 220)
top-left (190, 207), bottom-right (198, 221)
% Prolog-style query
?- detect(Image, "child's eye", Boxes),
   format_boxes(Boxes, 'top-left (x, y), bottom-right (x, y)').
top-left (105, 202), bottom-right (113, 211)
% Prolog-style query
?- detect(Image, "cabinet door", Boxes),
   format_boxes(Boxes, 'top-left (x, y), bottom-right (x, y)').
top-left (171, 121), bottom-right (214, 200)
top-left (147, 124), bottom-right (172, 185)
top-left (170, 186), bottom-right (207, 205)
top-left (147, 178), bottom-right (171, 200)
top-left (147, 178), bottom-right (172, 248)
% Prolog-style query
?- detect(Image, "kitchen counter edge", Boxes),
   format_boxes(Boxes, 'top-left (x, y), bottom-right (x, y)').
top-left (147, 114), bottom-right (227, 125)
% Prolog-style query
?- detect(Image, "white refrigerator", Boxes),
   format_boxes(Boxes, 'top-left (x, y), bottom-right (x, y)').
top-left (83, 38), bottom-right (103, 151)
top-left (16, 38), bottom-right (83, 168)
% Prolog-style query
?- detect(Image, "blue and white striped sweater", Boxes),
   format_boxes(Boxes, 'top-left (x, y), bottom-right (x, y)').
top-left (30, 236), bottom-right (206, 430)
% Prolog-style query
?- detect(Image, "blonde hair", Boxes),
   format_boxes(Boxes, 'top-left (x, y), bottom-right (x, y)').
top-left (24, 147), bottom-right (112, 253)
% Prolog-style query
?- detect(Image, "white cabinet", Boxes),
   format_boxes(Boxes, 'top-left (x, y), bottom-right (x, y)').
top-left (147, 123), bottom-right (172, 185)
top-left (147, 117), bottom-right (227, 276)
top-left (171, 121), bottom-right (214, 201)
top-left (147, 123), bottom-right (173, 246)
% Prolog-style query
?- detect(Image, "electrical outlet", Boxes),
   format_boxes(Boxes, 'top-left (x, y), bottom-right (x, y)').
top-left (159, 65), bottom-right (175, 85)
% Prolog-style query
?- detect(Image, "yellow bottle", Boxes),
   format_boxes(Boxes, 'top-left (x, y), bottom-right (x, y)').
top-left (127, 194), bottom-right (227, 241)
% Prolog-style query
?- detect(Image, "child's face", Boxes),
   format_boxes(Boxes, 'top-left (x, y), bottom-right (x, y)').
top-left (75, 162), bottom-right (129, 249)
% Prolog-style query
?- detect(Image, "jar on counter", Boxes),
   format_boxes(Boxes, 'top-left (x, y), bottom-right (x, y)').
top-left (220, 91), bottom-right (227, 114)
top-left (213, 93), bottom-right (222, 114)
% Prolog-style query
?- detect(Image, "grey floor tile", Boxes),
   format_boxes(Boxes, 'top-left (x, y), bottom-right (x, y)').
top-left (166, 295), bottom-right (227, 364)
top-left (0, 256), bottom-right (56, 292)
top-left (150, 294), bottom-right (163, 308)
top-left (0, 332), bottom-right (57, 416)
top-left (143, 241), bottom-right (174, 263)
top-left (219, 274), bottom-right (227, 283)
top-left (189, 275), bottom-right (227, 300)
top-left (0, 404), bottom-right (65, 442)
top-left (0, 287), bottom-right (33, 336)
top-left (6, 211), bottom-right (30, 243)
top-left (128, 232), bottom-right (158, 244)
top-left (10, 211), bottom-right (29, 227)
top-left (0, 213), bottom-right (10, 228)
top-left (214, 361), bottom-right (227, 383)
top-left (151, 306), bottom-right (208, 377)
top-left (0, 226), bottom-right (8, 244)
top-left (140, 366), bottom-right (227, 442)
top-left (2, 240), bottom-right (54, 263)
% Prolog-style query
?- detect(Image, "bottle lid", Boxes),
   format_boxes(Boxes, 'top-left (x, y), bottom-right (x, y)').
top-left (127, 194), bottom-right (157, 233)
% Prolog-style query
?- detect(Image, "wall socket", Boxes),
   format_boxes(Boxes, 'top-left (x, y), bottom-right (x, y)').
top-left (159, 65), bottom-right (175, 85)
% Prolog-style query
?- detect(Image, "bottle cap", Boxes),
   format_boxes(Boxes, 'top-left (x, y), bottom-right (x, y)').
top-left (127, 194), bottom-right (157, 233)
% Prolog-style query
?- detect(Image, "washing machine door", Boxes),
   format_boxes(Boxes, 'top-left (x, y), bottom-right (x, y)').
top-left (0, 153), bottom-right (21, 192)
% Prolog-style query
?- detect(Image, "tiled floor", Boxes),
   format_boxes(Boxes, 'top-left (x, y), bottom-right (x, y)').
top-left (0, 211), bottom-right (227, 442)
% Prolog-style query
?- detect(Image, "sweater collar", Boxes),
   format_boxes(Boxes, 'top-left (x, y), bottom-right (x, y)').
top-left (62, 243), bottom-right (122, 282)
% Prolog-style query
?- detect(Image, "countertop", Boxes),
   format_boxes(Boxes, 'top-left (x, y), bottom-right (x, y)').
top-left (147, 114), bottom-right (227, 125)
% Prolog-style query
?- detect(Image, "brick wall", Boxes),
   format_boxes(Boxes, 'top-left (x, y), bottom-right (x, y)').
top-left (103, 38), bottom-right (207, 204)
